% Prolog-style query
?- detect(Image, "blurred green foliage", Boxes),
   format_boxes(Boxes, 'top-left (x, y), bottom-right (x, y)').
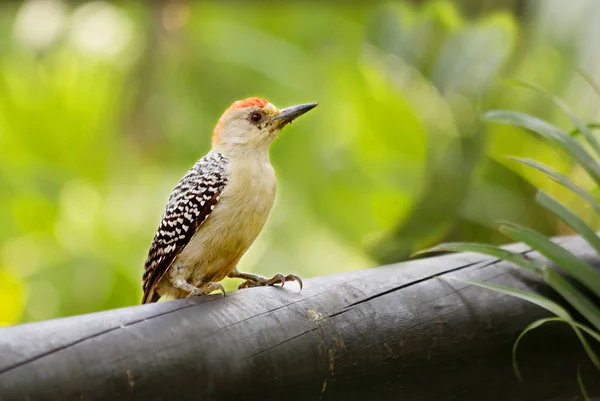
top-left (1, 0), bottom-right (600, 325)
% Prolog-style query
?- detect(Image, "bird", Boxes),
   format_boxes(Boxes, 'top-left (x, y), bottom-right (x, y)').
top-left (141, 97), bottom-right (318, 304)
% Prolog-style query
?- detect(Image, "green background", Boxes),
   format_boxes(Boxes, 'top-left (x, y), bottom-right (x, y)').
top-left (1, 0), bottom-right (599, 325)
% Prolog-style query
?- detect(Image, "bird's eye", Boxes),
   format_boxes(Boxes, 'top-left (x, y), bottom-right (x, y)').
top-left (250, 112), bottom-right (263, 123)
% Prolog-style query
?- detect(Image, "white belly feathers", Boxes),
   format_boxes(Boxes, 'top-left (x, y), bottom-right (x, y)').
top-left (172, 159), bottom-right (276, 283)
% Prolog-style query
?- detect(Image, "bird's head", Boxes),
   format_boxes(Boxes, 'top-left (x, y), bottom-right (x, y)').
top-left (212, 97), bottom-right (317, 155)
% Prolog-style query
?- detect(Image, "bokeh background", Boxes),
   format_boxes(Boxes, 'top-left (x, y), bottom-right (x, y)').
top-left (1, 0), bottom-right (600, 325)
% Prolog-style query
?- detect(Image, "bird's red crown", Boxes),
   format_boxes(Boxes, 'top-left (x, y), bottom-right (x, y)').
top-left (227, 97), bottom-right (269, 111)
top-left (213, 97), bottom-right (269, 145)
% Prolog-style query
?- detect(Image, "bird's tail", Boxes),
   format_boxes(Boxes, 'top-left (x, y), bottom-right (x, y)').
top-left (141, 290), bottom-right (161, 304)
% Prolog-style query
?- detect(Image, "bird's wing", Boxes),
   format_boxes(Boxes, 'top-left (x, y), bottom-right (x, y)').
top-left (142, 152), bottom-right (229, 304)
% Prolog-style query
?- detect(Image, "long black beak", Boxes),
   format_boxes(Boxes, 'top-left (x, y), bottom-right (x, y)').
top-left (272, 102), bottom-right (318, 126)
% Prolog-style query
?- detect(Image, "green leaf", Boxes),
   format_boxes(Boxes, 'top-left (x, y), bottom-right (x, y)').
top-left (415, 242), bottom-right (544, 275)
top-left (577, 69), bottom-right (600, 100)
top-left (575, 322), bottom-right (600, 343)
top-left (452, 277), bottom-right (571, 317)
top-left (420, 240), bottom-right (600, 331)
top-left (512, 317), bottom-right (562, 381)
top-left (451, 279), bottom-right (600, 378)
top-left (507, 157), bottom-right (600, 216)
top-left (577, 365), bottom-right (591, 401)
top-left (536, 191), bottom-right (600, 255)
top-left (421, 230), bottom-right (600, 332)
top-left (570, 123), bottom-right (600, 138)
top-left (511, 316), bottom-right (599, 378)
top-left (543, 268), bottom-right (600, 333)
top-left (425, 236), bottom-right (600, 333)
top-left (505, 80), bottom-right (600, 157)
top-left (483, 110), bottom-right (600, 185)
top-left (500, 223), bottom-right (600, 311)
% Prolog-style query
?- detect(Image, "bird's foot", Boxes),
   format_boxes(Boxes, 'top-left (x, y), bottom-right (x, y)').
top-left (173, 278), bottom-right (226, 298)
top-left (229, 271), bottom-right (303, 290)
top-left (191, 282), bottom-right (226, 297)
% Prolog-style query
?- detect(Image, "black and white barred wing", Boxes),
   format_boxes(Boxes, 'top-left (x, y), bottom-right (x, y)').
top-left (142, 152), bottom-right (229, 304)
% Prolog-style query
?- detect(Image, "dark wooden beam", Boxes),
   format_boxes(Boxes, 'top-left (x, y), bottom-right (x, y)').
top-left (0, 235), bottom-right (599, 401)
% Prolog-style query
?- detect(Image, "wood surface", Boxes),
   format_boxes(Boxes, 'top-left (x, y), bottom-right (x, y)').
top-left (1, 235), bottom-right (599, 401)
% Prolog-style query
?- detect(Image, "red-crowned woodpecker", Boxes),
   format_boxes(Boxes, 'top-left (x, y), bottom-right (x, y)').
top-left (142, 98), bottom-right (318, 303)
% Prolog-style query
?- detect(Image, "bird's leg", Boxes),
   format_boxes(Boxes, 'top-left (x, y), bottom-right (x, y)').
top-left (228, 270), bottom-right (303, 290)
top-left (172, 277), bottom-right (226, 298)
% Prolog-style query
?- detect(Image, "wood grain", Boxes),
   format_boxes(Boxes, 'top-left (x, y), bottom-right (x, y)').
top-left (0, 235), bottom-right (599, 401)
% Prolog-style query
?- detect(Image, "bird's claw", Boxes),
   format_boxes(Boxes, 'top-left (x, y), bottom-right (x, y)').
top-left (289, 274), bottom-right (303, 290)
top-left (186, 282), bottom-right (226, 298)
top-left (278, 274), bottom-right (302, 290)
top-left (213, 283), bottom-right (226, 297)
top-left (238, 280), bottom-right (252, 290)
top-left (237, 273), bottom-right (303, 290)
